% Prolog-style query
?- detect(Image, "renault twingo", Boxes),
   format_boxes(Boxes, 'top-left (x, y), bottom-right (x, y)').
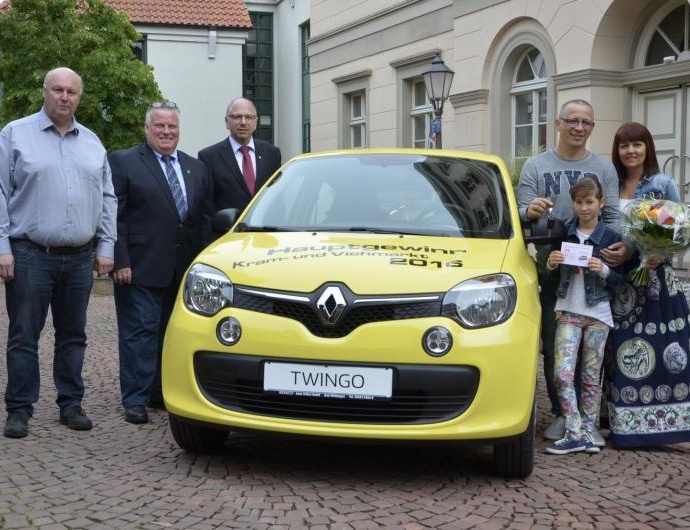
top-left (162, 149), bottom-right (555, 478)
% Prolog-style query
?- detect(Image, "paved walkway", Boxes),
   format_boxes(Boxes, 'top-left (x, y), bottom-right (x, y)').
top-left (1, 286), bottom-right (690, 529)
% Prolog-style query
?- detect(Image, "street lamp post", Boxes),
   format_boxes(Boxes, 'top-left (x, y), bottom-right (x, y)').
top-left (423, 52), bottom-right (455, 149)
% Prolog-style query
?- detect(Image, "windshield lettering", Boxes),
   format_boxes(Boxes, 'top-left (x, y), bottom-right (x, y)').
top-left (267, 244), bottom-right (466, 256)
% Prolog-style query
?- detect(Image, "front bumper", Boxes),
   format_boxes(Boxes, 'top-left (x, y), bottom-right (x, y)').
top-left (162, 305), bottom-right (539, 442)
top-left (195, 352), bottom-right (479, 423)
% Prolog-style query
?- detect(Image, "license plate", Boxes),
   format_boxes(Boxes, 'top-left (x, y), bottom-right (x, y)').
top-left (263, 362), bottom-right (393, 400)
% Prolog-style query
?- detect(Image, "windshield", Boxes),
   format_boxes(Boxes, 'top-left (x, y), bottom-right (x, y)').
top-left (240, 153), bottom-right (513, 239)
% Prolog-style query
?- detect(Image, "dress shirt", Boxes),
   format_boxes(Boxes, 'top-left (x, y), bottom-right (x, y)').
top-left (228, 137), bottom-right (256, 177)
top-left (0, 108), bottom-right (117, 258)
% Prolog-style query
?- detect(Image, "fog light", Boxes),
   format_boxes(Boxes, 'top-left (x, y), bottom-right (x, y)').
top-left (422, 326), bottom-right (452, 357)
top-left (217, 317), bottom-right (241, 346)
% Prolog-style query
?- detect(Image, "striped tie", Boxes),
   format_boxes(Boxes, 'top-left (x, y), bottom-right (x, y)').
top-left (162, 155), bottom-right (188, 219)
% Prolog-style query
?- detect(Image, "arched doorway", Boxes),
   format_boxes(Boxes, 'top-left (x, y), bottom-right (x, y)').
top-left (632, 0), bottom-right (690, 199)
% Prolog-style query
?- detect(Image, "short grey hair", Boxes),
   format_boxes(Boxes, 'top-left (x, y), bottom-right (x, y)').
top-left (558, 99), bottom-right (593, 117)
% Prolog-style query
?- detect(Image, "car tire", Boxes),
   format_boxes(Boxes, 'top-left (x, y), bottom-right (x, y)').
top-left (492, 398), bottom-right (535, 479)
top-left (168, 415), bottom-right (229, 453)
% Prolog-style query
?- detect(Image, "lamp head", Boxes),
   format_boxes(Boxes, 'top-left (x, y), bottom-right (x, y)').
top-left (423, 52), bottom-right (455, 111)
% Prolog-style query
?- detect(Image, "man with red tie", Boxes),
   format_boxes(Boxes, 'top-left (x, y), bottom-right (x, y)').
top-left (198, 98), bottom-right (282, 224)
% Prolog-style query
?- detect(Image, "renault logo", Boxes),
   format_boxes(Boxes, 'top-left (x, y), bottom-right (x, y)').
top-left (316, 286), bottom-right (347, 325)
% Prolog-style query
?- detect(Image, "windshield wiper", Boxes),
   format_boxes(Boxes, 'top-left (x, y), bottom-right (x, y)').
top-left (345, 226), bottom-right (406, 234)
top-left (236, 223), bottom-right (292, 232)
top-left (344, 226), bottom-right (455, 237)
top-left (322, 226), bottom-right (431, 236)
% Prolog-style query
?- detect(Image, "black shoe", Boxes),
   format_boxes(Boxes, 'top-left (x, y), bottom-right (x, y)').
top-left (4, 410), bottom-right (30, 438)
top-left (147, 396), bottom-right (166, 411)
top-left (124, 406), bottom-right (149, 424)
top-left (59, 405), bottom-right (93, 431)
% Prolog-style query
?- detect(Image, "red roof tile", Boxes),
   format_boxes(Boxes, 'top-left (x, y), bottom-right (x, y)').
top-left (105, 0), bottom-right (251, 28)
top-left (0, 1), bottom-right (252, 28)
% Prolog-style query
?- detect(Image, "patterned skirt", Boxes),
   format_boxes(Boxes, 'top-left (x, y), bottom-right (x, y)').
top-left (605, 264), bottom-right (690, 447)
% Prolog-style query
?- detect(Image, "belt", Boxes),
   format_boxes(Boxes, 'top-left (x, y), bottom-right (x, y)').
top-left (22, 239), bottom-right (93, 255)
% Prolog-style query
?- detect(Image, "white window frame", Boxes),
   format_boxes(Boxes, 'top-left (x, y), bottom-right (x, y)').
top-left (348, 92), bottom-right (367, 148)
top-left (333, 70), bottom-right (371, 149)
top-left (510, 48), bottom-right (547, 161)
top-left (410, 79), bottom-right (433, 148)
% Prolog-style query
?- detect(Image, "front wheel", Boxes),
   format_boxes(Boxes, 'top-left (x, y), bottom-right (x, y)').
top-left (492, 399), bottom-right (535, 479)
top-left (168, 415), bottom-right (229, 453)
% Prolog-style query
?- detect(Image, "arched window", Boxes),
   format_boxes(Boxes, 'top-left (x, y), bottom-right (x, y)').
top-left (510, 48), bottom-right (547, 162)
top-left (645, 2), bottom-right (690, 65)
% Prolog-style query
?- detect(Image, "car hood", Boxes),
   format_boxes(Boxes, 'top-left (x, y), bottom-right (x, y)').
top-left (200, 232), bottom-right (511, 293)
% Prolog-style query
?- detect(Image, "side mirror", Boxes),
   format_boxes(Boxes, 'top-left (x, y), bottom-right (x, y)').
top-left (524, 214), bottom-right (567, 245)
top-left (212, 208), bottom-right (240, 234)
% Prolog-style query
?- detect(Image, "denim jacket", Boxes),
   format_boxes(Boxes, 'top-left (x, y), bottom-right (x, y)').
top-left (553, 219), bottom-right (626, 305)
top-left (628, 172), bottom-right (680, 202)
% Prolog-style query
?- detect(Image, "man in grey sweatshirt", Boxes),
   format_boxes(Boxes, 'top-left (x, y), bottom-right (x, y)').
top-left (517, 99), bottom-right (626, 446)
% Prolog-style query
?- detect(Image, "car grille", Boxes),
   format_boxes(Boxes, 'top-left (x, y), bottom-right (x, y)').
top-left (194, 353), bottom-right (479, 424)
top-left (233, 284), bottom-right (443, 338)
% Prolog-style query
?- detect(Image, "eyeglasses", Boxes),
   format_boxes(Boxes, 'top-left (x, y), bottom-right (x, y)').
top-left (149, 101), bottom-right (178, 109)
top-left (559, 117), bottom-right (595, 129)
top-left (227, 114), bottom-right (257, 121)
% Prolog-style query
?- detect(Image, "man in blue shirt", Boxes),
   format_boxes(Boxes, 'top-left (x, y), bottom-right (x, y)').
top-left (0, 67), bottom-right (117, 438)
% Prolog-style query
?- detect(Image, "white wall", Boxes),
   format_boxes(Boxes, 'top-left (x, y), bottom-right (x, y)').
top-left (272, 0), bottom-right (311, 159)
top-left (139, 25), bottom-right (248, 156)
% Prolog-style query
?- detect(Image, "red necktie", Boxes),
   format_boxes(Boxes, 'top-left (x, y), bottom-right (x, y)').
top-left (239, 145), bottom-right (256, 194)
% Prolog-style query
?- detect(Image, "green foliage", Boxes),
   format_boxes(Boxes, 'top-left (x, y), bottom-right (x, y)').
top-left (507, 144), bottom-right (542, 190)
top-left (0, 0), bottom-right (163, 150)
top-left (508, 156), bottom-right (526, 190)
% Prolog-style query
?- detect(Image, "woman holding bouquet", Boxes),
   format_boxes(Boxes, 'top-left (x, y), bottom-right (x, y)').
top-left (604, 122), bottom-right (690, 447)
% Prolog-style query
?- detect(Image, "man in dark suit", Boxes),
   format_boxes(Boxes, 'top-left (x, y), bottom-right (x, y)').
top-left (198, 97), bottom-right (282, 219)
top-left (109, 101), bottom-right (214, 424)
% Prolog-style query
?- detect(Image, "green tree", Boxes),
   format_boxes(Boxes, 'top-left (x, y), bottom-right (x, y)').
top-left (0, 0), bottom-right (163, 150)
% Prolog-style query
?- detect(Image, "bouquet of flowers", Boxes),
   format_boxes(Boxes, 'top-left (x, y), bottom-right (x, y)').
top-left (621, 198), bottom-right (690, 286)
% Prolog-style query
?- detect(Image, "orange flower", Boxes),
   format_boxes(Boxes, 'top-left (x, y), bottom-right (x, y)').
top-left (623, 198), bottom-right (690, 285)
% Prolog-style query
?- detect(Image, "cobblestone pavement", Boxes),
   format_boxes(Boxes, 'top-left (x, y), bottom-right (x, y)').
top-left (1, 285), bottom-right (690, 529)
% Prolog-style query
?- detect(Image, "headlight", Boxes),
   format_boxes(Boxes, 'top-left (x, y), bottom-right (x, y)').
top-left (442, 274), bottom-right (516, 328)
top-left (183, 263), bottom-right (233, 316)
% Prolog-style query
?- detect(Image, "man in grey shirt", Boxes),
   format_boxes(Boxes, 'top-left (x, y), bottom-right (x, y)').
top-left (518, 99), bottom-right (626, 447)
top-left (0, 67), bottom-right (116, 438)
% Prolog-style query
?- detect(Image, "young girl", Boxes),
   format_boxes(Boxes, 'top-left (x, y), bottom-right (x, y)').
top-left (545, 177), bottom-right (625, 454)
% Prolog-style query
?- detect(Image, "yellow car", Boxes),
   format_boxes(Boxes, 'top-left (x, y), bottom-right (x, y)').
top-left (162, 149), bottom-right (554, 478)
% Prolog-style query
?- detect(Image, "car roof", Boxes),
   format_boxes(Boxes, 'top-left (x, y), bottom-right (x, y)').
top-left (287, 148), bottom-right (507, 168)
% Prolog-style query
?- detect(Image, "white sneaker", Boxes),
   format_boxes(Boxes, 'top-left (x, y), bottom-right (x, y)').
top-left (585, 428), bottom-right (606, 448)
top-left (544, 416), bottom-right (566, 440)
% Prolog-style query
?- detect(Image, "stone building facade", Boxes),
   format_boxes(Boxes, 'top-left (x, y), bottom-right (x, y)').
top-left (309, 0), bottom-right (690, 198)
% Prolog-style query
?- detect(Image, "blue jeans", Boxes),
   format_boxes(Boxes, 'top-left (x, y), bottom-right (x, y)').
top-left (114, 284), bottom-right (165, 408)
top-left (4, 240), bottom-right (93, 414)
